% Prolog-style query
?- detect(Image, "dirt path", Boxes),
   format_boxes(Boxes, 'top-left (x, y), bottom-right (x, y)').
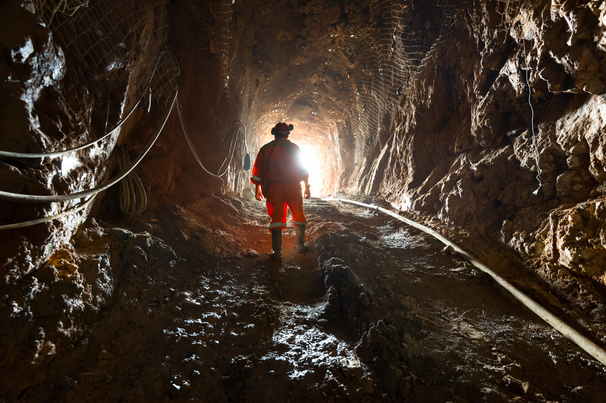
top-left (16, 196), bottom-right (606, 402)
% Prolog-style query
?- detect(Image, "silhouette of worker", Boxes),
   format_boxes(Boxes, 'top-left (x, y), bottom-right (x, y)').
top-left (251, 122), bottom-right (311, 260)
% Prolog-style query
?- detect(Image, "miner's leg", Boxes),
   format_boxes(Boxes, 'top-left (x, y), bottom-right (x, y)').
top-left (295, 224), bottom-right (309, 254)
top-left (270, 229), bottom-right (282, 260)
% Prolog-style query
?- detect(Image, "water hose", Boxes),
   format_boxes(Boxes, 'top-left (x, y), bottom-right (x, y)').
top-left (328, 197), bottom-right (606, 367)
top-left (0, 89), bottom-right (177, 203)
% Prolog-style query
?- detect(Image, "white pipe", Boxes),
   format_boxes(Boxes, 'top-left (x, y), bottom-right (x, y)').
top-left (327, 197), bottom-right (606, 367)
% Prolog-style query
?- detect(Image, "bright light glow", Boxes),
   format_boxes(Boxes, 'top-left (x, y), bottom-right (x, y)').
top-left (299, 145), bottom-right (323, 195)
top-left (61, 155), bottom-right (82, 177)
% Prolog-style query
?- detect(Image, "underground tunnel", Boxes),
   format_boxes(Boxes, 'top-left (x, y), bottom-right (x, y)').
top-left (1, 0), bottom-right (606, 401)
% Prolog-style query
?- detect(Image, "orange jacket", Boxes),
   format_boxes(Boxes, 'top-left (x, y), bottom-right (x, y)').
top-left (251, 138), bottom-right (309, 189)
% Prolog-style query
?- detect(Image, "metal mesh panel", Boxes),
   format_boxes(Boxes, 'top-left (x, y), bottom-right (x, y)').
top-left (165, 0), bottom-right (464, 173)
top-left (496, 0), bottom-right (524, 32)
top-left (346, 0), bottom-right (464, 164)
top-left (31, 0), bottom-right (170, 90)
top-left (182, 0), bottom-right (235, 93)
top-left (149, 51), bottom-right (180, 106)
top-left (27, 0), bottom-right (180, 141)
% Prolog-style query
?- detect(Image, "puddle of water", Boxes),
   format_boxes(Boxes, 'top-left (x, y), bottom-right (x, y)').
top-left (263, 303), bottom-right (365, 380)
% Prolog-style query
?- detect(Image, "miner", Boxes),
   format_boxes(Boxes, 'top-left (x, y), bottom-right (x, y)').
top-left (251, 122), bottom-right (311, 260)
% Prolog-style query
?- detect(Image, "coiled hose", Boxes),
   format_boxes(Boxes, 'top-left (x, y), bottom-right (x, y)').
top-left (116, 146), bottom-right (147, 218)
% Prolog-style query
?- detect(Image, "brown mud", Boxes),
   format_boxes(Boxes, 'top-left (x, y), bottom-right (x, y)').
top-left (12, 195), bottom-right (606, 402)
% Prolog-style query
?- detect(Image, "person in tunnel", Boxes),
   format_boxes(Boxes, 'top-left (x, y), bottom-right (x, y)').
top-left (251, 122), bottom-right (311, 260)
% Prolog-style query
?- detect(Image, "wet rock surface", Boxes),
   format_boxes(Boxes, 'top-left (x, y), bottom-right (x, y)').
top-left (4, 195), bottom-right (605, 402)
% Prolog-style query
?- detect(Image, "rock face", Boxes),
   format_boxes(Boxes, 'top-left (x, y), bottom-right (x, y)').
top-left (387, 0), bottom-right (606, 291)
top-left (1, 0), bottom-right (606, 398)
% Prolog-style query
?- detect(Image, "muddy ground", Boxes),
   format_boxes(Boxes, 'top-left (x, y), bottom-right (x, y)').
top-left (10, 194), bottom-right (606, 402)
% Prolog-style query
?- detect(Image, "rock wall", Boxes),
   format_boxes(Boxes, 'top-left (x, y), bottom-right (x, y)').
top-left (0, 0), bottom-right (174, 286)
top-left (369, 0), bottom-right (606, 291)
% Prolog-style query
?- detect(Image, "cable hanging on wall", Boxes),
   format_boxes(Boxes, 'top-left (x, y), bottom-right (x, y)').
top-left (0, 51), bottom-right (177, 159)
top-left (0, 1), bottom-right (182, 230)
top-left (521, 19), bottom-right (543, 195)
top-left (497, 3), bottom-right (543, 195)
top-left (176, 96), bottom-right (246, 178)
top-left (0, 90), bottom-right (177, 203)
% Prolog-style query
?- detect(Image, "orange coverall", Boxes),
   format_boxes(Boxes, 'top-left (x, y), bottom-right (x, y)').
top-left (250, 138), bottom-right (309, 230)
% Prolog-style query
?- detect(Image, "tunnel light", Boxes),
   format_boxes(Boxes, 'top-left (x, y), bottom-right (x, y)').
top-left (299, 145), bottom-right (322, 194)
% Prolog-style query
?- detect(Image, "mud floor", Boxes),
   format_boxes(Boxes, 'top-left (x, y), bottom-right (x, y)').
top-left (11, 195), bottom-right (606, 402)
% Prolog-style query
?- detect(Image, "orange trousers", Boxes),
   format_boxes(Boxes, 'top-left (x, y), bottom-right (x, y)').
top-left (264, 181), bottom-right (306, 231)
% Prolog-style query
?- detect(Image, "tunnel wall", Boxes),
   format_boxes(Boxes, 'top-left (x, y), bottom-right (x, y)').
top-left (1, 0), bottom-right (605, 314)
top-left (0, 0), bottom-right (176, 285)
top-left (0, 0), bottom-right (246, 285)
top-left (181, 0), bottom-right (606, 294)
top-left (0, 0), bottom-right (184, 395)
top-left (1, 0), bottom-right (606, 396)
top-left (366, 0), bottom-right (606, 290)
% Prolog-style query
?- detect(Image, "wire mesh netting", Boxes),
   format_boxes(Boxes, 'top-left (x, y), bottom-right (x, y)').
top-left (148, 51), bottom-right (181, 107)
top-left (30, 0), bottom-right (175, 105)
top-left (170, 0), bottom-right (469, 174)
top-left (496, 0), bottom-right (523, 32)
top-left (333, 0), bottom-right (465, 165)
top-left (496, 0), bottom-right (538, 39)
top-left (181, 0), bottom-right (235, 92)
top-left (181, 0), bottom-right (253, 195)
top-left (17, 0), bottom-right (179, 217)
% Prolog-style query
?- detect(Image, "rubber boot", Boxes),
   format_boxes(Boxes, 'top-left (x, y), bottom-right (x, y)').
top-left (295, 224), bottom-right (309, 254)
top-left (270, 229), bottom-right (282, 260)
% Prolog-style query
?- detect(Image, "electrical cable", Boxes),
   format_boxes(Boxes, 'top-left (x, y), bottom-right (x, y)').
top-left (327, 197), bottom-right (606, 368)
top-left (0, 51), bottom-right (171, 159)
top-left (237, 120), bottom-right (251, 170)
top-left (176, 97), bottom-right (245, 178)
top-left (216, 121), bottom-right (246, 173)
top-left (105, 80), bottom-right (111, 134)
top-left (0, 195), bottom-right (96, 231)
top-left (0, 89), bottom-right (177, 203)
top-left (523, 38), bottom-right (543, 194)
top-left (116, 146), bottom-right (147, 218)
top-left (214, 120), bottom-right (239, 174)
top-left (214, 120), bottom-right (245, 175)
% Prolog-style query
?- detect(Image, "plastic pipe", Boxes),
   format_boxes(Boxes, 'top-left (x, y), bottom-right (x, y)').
top-left (328, 197), bottom-right (606, 367)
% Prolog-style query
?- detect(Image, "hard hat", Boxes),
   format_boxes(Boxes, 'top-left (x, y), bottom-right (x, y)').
top-left (271, 122), bottom-right (294, 136)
